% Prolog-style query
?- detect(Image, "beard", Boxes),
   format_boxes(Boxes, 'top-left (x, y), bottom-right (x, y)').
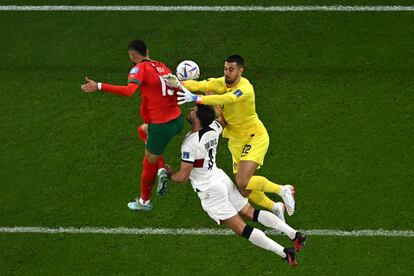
top-left (225, 77), bottom-right (234, 85)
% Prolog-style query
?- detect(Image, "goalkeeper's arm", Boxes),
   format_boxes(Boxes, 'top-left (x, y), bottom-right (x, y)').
top-left (183, 78), bottom-right (226, 95)
top-left (176, 87), bottom-right (244, 105)
top-left (196, 92), bottom-right (243, 105)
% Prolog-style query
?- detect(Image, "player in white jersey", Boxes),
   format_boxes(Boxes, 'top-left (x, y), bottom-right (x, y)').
top-left (166, 104), bottom-right (306, 266)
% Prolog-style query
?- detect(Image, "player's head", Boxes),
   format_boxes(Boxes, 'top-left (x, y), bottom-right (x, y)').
top-left (128, 39), bottom-right (148, 64)
top-left (187, 104), bottom-right (215, 129)
top-left (224, 54), bottom-right (244, 86)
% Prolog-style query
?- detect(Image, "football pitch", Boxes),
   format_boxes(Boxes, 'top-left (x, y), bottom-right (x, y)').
top-left (1, 1), bottom-right (413, 274)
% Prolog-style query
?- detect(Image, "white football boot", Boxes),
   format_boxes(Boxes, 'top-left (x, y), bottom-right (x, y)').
top-left (127, 198), bottom-right (153, 211)
top-left (280, 185), bottom-right (295, 216)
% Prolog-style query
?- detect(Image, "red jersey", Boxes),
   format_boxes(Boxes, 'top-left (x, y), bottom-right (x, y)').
top-left (101, 60), bottom-right (181, 124)
top-left (128, 60), bottom-right (181, 124)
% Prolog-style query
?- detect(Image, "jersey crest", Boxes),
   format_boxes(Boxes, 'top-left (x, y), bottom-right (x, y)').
top-left (129, 67), bottom-right (139, 74)
top-left (233, 89), bottom-right (243, 97)
top-left (182, 151), bottom-right (190, 159)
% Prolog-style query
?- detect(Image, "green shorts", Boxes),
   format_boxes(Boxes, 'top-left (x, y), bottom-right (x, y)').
top-left (146, 114), bottom-right (184, 155)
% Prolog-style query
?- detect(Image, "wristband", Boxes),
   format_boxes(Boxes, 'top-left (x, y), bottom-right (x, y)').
top-left (97, 82), bottom-right (102, 90)
top-left (195, 95), bottom-right (202, 104)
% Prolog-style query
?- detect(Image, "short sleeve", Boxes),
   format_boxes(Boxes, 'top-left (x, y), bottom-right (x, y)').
top-left (127, 65), bottom-right (144, 86)
top-left (181, 139), bottom-right (197, 163)
top-left (210, 120), bottom-right (223, 134)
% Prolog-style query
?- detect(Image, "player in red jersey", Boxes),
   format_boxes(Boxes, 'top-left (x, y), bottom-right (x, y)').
top-left (81, 40), bottom-right (184, 211)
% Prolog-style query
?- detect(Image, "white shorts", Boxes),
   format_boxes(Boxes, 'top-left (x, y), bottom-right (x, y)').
top-left (196, 170), bottom-right (248, 225)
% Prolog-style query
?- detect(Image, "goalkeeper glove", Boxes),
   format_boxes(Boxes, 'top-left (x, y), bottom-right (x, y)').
top-left (177, 86), bottom-right (201, 105)
top-left (161, 74), bottom-right (182, 89)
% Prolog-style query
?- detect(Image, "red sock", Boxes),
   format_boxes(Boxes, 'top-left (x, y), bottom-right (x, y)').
top-left (157, 156), bottom-right (165, 170)
top-left (137, 125), bottom-right (147, 143)
top-left (140, 158), bottom-right (157, 201)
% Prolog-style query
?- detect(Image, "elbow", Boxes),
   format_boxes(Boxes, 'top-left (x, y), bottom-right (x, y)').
top-left (125, 90), bottom-right (134, 97)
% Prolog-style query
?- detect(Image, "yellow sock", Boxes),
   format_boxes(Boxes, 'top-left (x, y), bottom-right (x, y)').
top-left (247, 191), bottom-right (276, 210)
top-left (246, 176), bottom-right (281, 194)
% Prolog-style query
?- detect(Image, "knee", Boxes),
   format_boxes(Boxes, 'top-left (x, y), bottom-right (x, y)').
top-left (139, 124), bottom-right (148, 133)
top-left (239, 204), bottom-right (254, 220)
top-left (236, 175), bottom-right (249, 190)
top-left (236, 176), bottom-right (250, 197)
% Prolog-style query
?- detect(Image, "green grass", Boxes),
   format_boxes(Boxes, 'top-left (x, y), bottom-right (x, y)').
top-left (2, 0), bottom-right (414, 6)
top-left (0, 4), bottom-right (413, 275)
top-left (1, 234), bottom-right (413, 275)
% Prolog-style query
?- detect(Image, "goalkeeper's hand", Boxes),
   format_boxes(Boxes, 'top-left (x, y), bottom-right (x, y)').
top-left (161, 73), bottom-right (181, 88)
top-left (177, 86), bottom-right (199, 105)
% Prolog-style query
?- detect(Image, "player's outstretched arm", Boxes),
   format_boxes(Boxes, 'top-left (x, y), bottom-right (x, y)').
top-left (166, 162), bottom-right (193, 183)
top-left (81, 77), bottom-right (98, 92)
top-left (81, 76), bottom-right (139, 97)
top-left (177, 88), bottom-right (243, 105)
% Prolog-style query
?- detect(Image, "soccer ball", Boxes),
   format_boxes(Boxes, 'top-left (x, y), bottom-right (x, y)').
top-left (176, 60), bottom-right (200, 81)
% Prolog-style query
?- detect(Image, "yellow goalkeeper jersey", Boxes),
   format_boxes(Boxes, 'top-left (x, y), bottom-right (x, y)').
top-left (183, 77), bottom-right (262, 140)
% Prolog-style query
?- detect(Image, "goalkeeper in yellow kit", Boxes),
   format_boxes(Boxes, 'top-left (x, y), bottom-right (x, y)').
top-left (164, 55), bottom-right (296, 217)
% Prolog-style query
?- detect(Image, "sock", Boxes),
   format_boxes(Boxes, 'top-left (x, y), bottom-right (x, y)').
top-left (256, 210), bottom-right (296, 240)
top-left (139, 198), bottom-right (150, 205)
top-left (156, 155), bottom-right (165, 171)
top-left (140, 158), bottom-right (157, 201)
top-left (138, 125), bottom-right (148, 143)
top-left (271, 202), bottom-right (284, 214)
top-left (242, 225), bottom-right (286, 258)
top-left (246, 176), bottom-right (281, 194)
top-left (248, 191), bottom-right (276, 210)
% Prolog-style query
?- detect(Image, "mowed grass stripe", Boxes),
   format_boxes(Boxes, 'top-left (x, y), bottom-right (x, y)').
top-left (1, 227), bottom-right (413, 237)
top-left (0, 5), bottom-right (414, 11)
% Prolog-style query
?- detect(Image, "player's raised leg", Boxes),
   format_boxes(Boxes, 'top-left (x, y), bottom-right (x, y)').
top-left (235, 161), bottom-right (281, 217)
top-left (247, 191), bottom-right (285, 221)
top-left (220, 214), bottom-right (297, 266)
top-left (247, 175), bottom-right (296, 216)
top-left (239, 204), bottom-right (307, 252)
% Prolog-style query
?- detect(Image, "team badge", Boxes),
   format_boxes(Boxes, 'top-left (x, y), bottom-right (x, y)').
top-left (233, 89), bottom-right (243, 97)
top-left (182, 151), bottom-right (190, 159)
top-left (129, 67), bottom-right (139, 74)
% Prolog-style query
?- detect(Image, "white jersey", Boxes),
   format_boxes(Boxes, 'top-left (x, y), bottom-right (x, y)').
top-left (181, 120), bottom-right (223, 191)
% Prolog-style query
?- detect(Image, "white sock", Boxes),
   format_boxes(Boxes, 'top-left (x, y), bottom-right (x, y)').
top-left (258, 210), bottom-right (296, 240)
top-left (158, 168), bottom-right (166, 175)
top-left (139, 198), bottom-right (150, 205)
top-left (248, 228), bottom-right (286, 258)
top-left (271, 202), bottom-right (283, 213)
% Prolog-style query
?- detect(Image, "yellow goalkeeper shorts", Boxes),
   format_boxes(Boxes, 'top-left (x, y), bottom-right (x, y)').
top-left (228, 121), bottom-right (269, 174)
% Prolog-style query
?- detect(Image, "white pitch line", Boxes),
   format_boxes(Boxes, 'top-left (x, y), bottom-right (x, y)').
top-left (0, 5), bottom-right (413, 12)
top-left (0, 227), bottom-right (413, 237)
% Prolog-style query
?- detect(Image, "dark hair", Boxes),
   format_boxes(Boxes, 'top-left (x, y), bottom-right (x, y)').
top-left (128, 39), bottom-right (147, 56)
top-left (225, 54), bottom-right (244, 67)
top-left (196, 104), bottom-right (215, 128)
